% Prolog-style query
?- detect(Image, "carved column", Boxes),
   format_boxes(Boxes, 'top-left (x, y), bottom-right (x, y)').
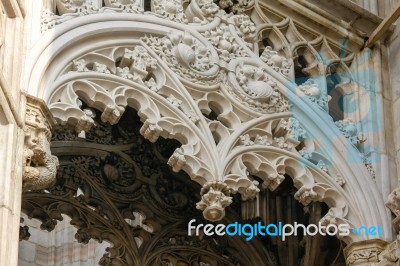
top-left (22, 94), bottom-right (59, 191)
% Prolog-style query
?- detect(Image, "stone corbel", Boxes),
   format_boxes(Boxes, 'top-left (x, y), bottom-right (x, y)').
top-left (386, 187), bottom-right (400, 231)
top-left (23, 94), bottom-right (59, 191)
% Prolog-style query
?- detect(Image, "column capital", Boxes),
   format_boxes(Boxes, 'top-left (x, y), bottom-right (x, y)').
top-left (344, 239), bottom-right (388, 265)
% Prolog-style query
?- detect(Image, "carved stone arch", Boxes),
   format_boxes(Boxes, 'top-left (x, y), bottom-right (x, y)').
top-left (47, 65), bottom-right (221, 187)
top-left (24, 4), bottom-right (391, 250)
top-left (217, 113), bottom-right (385, 244)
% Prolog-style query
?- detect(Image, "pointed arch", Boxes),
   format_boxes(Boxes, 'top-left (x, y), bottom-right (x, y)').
top-left (24, 6), bottom-right (391, 246)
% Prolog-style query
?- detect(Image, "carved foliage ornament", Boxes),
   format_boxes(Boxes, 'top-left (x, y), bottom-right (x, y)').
top-left (44, 0), bottom-right (254, 32)
top-left (230, 63), bottom-right (289, 113)
top-left (141, 31), bottom-right (218, 85)
top-left (152, 0), bottom-right (188, 23)
top-left (185, 0), bottom-right (219, 23)
top-left (43, 0), bottom-right (142, 31)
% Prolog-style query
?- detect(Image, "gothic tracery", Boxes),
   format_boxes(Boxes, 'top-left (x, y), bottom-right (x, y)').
top-left (13, 0), bottom-right (400, 265)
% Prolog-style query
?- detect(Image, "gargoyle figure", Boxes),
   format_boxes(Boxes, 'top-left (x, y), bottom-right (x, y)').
top-left (22, 96), bottom-right (59, 191)
top-left (23, 143), bottom-right (59, 191)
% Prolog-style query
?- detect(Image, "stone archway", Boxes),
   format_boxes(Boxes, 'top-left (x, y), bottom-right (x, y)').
top-left (19, 0), bottom-right (395, 264)
top-left (21, 106), bottom-right (276, 265)
top-left (20, 105), bottom-right (347, 265)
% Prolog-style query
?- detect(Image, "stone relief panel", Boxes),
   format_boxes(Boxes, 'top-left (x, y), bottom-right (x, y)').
top-left (42, 0), bottom-right (143, 31)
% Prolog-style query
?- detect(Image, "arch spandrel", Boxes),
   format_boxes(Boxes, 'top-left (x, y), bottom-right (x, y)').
top-left (23, 0), bottom-right (392, 249)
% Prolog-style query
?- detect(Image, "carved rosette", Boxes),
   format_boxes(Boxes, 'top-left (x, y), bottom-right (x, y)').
top-left (196, 182), bottom-right (232, 222)
top-left (23, 95), bottom-right (59, 191)
top-left (141, 31), bottom-right (218, 85)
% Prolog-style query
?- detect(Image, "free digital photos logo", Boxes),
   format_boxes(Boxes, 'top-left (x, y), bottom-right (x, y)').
top-left (188, 219), bottom-right (384, 241)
